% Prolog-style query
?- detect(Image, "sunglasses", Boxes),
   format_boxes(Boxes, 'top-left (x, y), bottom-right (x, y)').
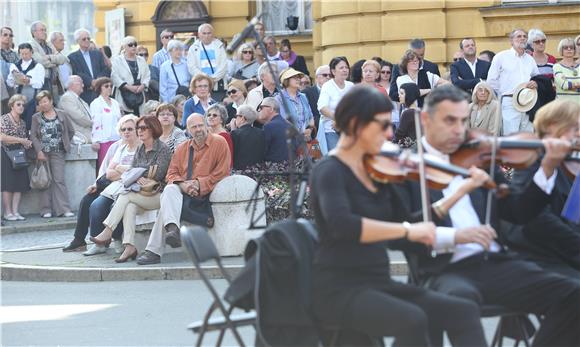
top-left (533, 39), bottom-right (546, 44)
top-left (162, 35), bottom-right (174, 40)
top-left (257, 105), bottom-right (272, 112)
top-left (563, 46), bottom-right (575, 50)
top-left (318, 73), bottom-right (330, 78)
top-left (127, 42), bottom-right (138, 48)
top-left (373, 118), bottom-right (393, 131)
top-left (381, 71), bottom-right (391, 75)
top-left (242, 50), bottom-right (253, 54)
top-left (453, 58), bottom-right (461, 62)
top-left (2, 33), bottom-right (14, 38)
top-left (137, 53), bottom-right (148, 57)
top-left (207, 113), bottom-right (220, 118)
top-left (80, 37), bottom-right (91, 41)
top-left (137, 125), bottom-right (150, 131)
top-left (120, 127), bottom-right (135, 132)
top-left (227, 89), bottom-right (238, 95)
top-left (14, 102), bottom-right (24, 106)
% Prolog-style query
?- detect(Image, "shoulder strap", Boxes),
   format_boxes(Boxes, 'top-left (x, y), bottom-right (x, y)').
top-left (170, 63), bottom-right (181, 85)
top-left (200, 43), bottom-right (215, 74)
top-left (186, 145), bottom-right (194, 180)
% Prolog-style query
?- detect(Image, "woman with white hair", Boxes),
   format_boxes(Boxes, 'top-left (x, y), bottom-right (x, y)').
top-left (528, 28), bottom-right (557, 79)
top-left (230, 104), bottom-right (265, 169)
top-left (553, 38), bottom-right (580, 104)
top-left (467, 81), bottom-right (501, 136)
top-left (205, 103), bottom-right (234, 167)
top-left (230, 43), bottom-right (260, 80)
top-left (111, 36), bottom-right (150, 115)
top-left (159, 39), bottom-right (191, 103)
top-left (246, 62), bottom-right (280, 110)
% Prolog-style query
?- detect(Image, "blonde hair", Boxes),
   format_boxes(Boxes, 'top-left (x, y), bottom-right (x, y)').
top-left (116, 114), bottom-right (139, 135)
top-left (533, 100), bottom-right (580, 138)
top-left (8, 94), bottom-right (27, 109)
top-left (557, 37), bottom-right (576, 56)
top-left (362, 60), bottom-right (381, 74)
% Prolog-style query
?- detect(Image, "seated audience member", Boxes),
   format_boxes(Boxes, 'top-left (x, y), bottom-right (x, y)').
top-left (170, 94), bottom-right (187, 128)
top-left (279, 38), bottom-right (310, 76)
top-left (246, 62), bottom-right (280, 110)
top-left (528, 28), bottom-right (557, 80)
top-left (91, 116), bottom-right (172, 263)
top-left (143, 100), bottom-right (160, 117)
top-left (156, 103), bottom-right (187, 153)
top-left (91, 77), bottom-right (121, 171)
top-left (393, 83), bottom-right (421, 146)
top-left (205, 105), bottom-right (234, 166)
top-left (505, 100), bottom-right (580, 281)
top-left (230, 43), bottom-right (260, 80)
top-left (137, 114), bottom-right (231, 265)
top-left (231, 105), bottom-right (265, 169)
top-left (225, 79), bottom-right (248, 124)
top-left (159, 39), bottom-right (191, 103)
top-left (58, 75), bottom-right (92, 142)
top-left (259, 97), bottom-right (291, 163)
top-left (182, 73), bottom-right (216, 127)
top-left (467, 81), bottom-right (501, 135)
top-left (450, 38), bottom-right (491, 94)
top-left (553, 37), bottom-right (580, 104)
top-left (136, 45), bottom-right (159, 101)
top-left (63, 115), bottom-right (139, 253)
top-left (300, 75), bottom-right (311, 91)
top-left (244, 78), bottom-right (259, 92)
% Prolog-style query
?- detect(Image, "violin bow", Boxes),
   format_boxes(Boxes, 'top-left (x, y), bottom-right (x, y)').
top-left (485, 97), bottom-right (503, 225)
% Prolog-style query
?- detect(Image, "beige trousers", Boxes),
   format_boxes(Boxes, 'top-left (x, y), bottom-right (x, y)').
top-left (103, 191), bottom-right (161, 246)
top-left (39, 151), bottom-right (71, 215)
top-left (145, 184), bottom-right (184, 256)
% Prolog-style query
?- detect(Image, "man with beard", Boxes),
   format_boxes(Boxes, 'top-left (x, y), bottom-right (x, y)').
top-left (137, 113), bottom-right (231, 265)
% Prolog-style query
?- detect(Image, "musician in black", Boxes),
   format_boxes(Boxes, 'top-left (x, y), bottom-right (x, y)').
top-left (396, 85), bottom-right (580, 345)
top-left (310, 85), bottom-right (487, 346)
top-left (505, 99), bottom-right (580, 281)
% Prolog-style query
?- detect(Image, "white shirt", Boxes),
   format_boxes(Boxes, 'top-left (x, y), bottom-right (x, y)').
top-left (396, 71), bottom-right (440, 90)
top-left (317, 79), bottom-right (354, 133)
top-left (422, 138), bottom-right (557, 263)
top-left (90, 95), bottom-right (122, 143)
top-left (6, 60), bottom-right (45, 89)
top-left (464, 58), bottom-right (477, 77)
top-left (487, 47), bottom-right (540, 96)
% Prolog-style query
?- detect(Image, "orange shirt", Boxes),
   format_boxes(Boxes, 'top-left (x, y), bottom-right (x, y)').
top-left (166, 133), bottom-right (231, 196)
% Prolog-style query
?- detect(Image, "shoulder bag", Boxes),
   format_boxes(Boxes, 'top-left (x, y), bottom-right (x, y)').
top-left (2, 145), bottom-right (29, 170)
top-left (171, 64), bottom-right (192, 98)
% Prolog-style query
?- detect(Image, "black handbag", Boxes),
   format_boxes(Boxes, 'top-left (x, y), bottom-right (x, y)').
top-left (120, 78), bottom-right (144, 110)
top-left (180, 146), bottom-right (213, 226)
top-left (171, 64), bottom-right (192, 98)
top-left (2, 145), bottom-right (29, 170)
top-left (95, 174), bottom-right (113, 193)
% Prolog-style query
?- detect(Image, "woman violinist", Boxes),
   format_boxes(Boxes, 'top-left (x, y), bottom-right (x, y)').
top-left (309, 85), bottom-right (487, 346)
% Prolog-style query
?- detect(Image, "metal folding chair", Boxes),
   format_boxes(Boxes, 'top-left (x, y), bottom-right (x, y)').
top-left (181, 226), bottom-right (256, 347)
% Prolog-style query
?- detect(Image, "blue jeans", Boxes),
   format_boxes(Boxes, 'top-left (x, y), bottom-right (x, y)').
top-left (89, 195), bottom-right (123, 238)
top-left (325, 132), bottom-right (339, 152)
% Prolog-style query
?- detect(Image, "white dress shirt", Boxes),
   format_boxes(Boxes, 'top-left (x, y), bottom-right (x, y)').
top-left (487, 48), bottom-right (539, 96)
top-left (464, 58), bottom-right (477, 77)
top-left (422, 138), bottom-right (557, 263)
top-left (6, 60), bottom-right (45, 89)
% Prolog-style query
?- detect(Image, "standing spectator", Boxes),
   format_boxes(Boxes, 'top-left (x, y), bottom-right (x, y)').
top-left (156, 103), bottom-right (187, 153)
top-left (170, 94), bottom-right (187, 128)
top-left (187, 24), bottom-right (227, 101)
top-left (276, 68), bottom-right (314, 142)
top-left (478, 50), bottom-right (495, 63)
top-left (279, 39), bottom-right (310, 76)
top-left (263, 36), bottom-right (289, 71)
top-left (317, 56), bottom-right (353, 155)
top-left (450, 38), bottom-right (491, 94)
top-left (206, 104), bottom-right (234, 166)
top-left (91, 116), bottom-right (172, 263)
top-left (259, 97), bottom-right (291, 163)
top-left (137, 45), bottom-right (159, 102)
top-left (231, 104), bottom-right (265, 169)
top-left (246, 62), bottom-right (280, 110)
top-left (252, 21), bottom-right (266, 48)
top-left (182, 73), bottom-right (216, 126)
top-left (230, 43), bottom-right (260, 80)
top-left (30, 91), bottom-right (75, 218)
top-left (49, 31), bottom-right (69, 103)
top-left (396, 50), bottom-right (448, 108)
top-left (528, 29), bottom-right (557, 80)
top-left (361, 60), bottom-right (387, 96)
top-left (68, 29), bottom-right (110, 104)
top-left (349, 59), bottom-right (365, 84)
top-left (159, 40), bottom-right (191, 103)
top-left (468, 81), bottom-right (501, 135)
top-left (136, 114), bottom-right (231, 265)
top-left (1, 94), bottom-right (33, 221)
top-left (91, 77), bottom-right (121, 170)
top-left (452, 51), bottom-right (464, 62)
top-left (389, 38), bottom-right (440, 102)
top-left (303, 65), bottom-right (330, 131)
top-left (488, 29), bottom-right (539, 135)
top-left (1, 27), bottom-right (18, 101)
top-left (28, 21), bottom-right (67, 97)
top-left (58, 75), bottom-right (92, 141)
top-left (378, 61), bottom-right (393, 94)
top-left (225, 79), bottom-right (247, 124)
top-left (152, 29), bottom-right (173, 69)
top-left (553, 38), bottom-right (580, 104)
top-left (393, 83), bottom-right (421, 146)
top-left (6, 43), bottom-right (45, 129)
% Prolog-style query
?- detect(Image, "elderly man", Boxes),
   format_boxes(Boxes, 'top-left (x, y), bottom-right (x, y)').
top-left (57, 75), bottom-right (92, 141)
top-left (187, 24), bottom-right (227, 101)
top-left (488, 29), bottom-right (539, 135)
top-left (246, 61), bottom-right (280, 110)
top-left (450, 38), bottom-right (491, 94)
top-left (231, 105), bottom-right (265, 170)
top-left (389, 38), bottom-right (441, 102)
top-left (258, 97), bottom-right (292, 163)
top-left (28, 21), bottom-right (67, 97)
top-left (263, 35), bottom-right (289, 71)
top-left (1, 27), bottom-right (18, 108)
top-left (152, 29), bottom-right (174, 69)
top-left (137, 113), bottom-right (231, 265)
top-left (303, 64), bottom-right (330, 129)
top-left (68, 28), bottom-right (109, 104)
top-left (50, 31), bottom-right (70, 101)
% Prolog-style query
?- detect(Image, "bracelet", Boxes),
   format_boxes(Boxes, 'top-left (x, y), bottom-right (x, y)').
top-left (402, 221), bottom-right (411, 239)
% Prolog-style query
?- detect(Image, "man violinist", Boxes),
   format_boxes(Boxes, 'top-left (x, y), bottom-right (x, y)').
top-left (395, 85), bottom-right (580, 345)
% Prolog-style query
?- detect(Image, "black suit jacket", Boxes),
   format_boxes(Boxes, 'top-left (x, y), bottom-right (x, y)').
top-left (450, 58), bottom-right (490, 94)
top-left (231, 124), bottom-right (266, 170)
top-left (68, 49), bottom-right (110, 104)
top-left (390, 166), bottom-right (551, 281)
top-left (389, 59), bottom-right (440, 102)
top-left (302, 85), bottom-right (320, 129)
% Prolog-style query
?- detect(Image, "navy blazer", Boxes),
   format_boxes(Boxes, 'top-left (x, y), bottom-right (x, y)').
top-left (450, 58), bottom-right (490, 93)
top-left (389, 59), bottom-right (440, 102)
top-left (68, 49), bottom-right (110, 104)
top-left (302, 85), bottom-right (321, 130)
top-left (263, 114), bottom-right (291, 163)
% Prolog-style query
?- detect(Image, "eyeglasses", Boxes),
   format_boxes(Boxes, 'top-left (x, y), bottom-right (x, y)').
top-left (137, 125), bottom-right (150, 131)
top-left (127, 42), bottom-right (138, 48)
top-left (381, 71), bottom-right (391, 75)
top-left (207, 113), bottom-right (220, 118)
top-left (137, 53), bottom-right (148, 57)
top-left (2, 33), bottom-right (14, 38)
top-left (162, 35), bottom-right (174, 40)
top-left (257, 105), bottom-right (272, 112)
top-left (120, 127), bottom-right (135, 132)
top-left (533, 39), bottom-right (546, 44)
top-left (80, 37), bottom-right (91, 41)
top-left (242, 50), bottom-right (253, 54)
top-left (227, 89), bottom-right (238, 95)
top-left (563, 46), bottom-right (575, 50)
top-left (373, 118), bottom-right (393, 131)
top-left (318, 73), bottom-right (330, 78)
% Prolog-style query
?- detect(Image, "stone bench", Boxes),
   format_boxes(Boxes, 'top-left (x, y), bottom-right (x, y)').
top-left (19, 144), bottom-right (97, 215)
top-left (134, 175), bottom-right (267, 257)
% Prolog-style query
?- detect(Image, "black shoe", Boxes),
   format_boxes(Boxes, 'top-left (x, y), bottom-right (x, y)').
top-left (137, 250), bottom-right (161, 265)
top-left (165, 229), bottom-right (181, 248)
top-left (63, 238), bottom-right (87, 252)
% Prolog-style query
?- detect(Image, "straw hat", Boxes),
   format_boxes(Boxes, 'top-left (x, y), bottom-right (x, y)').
top-left (512, 82), bottom-right (538, 113)
top-left (279, 67), bottom-right (304, 82)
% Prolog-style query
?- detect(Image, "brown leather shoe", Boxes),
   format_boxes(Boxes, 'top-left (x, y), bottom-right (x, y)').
top-left (62, 238), bottom-right (87, 252)
top-left (137, 250), bottom-right (160, 265)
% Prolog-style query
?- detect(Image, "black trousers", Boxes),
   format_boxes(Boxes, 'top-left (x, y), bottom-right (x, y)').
top-left (73, 192), bottom-right (122, 240)
top-left (428, 252), bottom-right (580, 346)
top-left (340, 286), bottom-right (487, 346)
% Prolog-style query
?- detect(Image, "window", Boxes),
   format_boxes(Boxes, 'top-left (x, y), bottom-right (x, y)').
top-left (256, 0), bottom-right (313, 35)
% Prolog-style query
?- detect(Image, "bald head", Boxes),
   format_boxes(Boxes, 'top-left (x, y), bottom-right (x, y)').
top-left (187, 113), bottom-right (208, 145)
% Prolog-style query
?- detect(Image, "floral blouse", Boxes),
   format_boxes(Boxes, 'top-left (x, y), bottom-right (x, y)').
top-left (0, 113), bottom-right (28, 150)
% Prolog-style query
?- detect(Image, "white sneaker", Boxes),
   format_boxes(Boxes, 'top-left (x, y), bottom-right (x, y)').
top-left (3, 214), bottom-right (17, 221)
top-left (112, 240), bottom-right (123, 254)
top-left (83, 244), bottom-right (107, 256)
top-left (14, 213), bottom-right (26, 221)
top-left (41, 213), bottom-right (52, 218)
top-left (62, 212), bottom-right (75, 217)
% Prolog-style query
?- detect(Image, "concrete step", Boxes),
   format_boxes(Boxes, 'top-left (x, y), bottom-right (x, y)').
top-left (1, 214), bottom-right (76, 234)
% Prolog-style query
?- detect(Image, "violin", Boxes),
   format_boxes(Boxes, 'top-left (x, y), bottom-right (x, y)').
top-left (364, 142), bottom-right (497, 190)
top-left (451, 130), bottom-right (580, 179)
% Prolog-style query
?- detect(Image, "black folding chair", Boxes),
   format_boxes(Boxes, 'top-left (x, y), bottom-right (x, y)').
top-left (404, 252), bottom-right (534, 347)
top-left (181, 226), bottom-right (256, 347)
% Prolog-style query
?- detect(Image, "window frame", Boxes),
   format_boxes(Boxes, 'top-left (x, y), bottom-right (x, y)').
top-left (255, 0), bottom-right (313, 36)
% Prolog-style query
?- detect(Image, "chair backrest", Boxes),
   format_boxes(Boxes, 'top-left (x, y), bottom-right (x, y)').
top-left (181, 225), bottom-right (220, 265)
